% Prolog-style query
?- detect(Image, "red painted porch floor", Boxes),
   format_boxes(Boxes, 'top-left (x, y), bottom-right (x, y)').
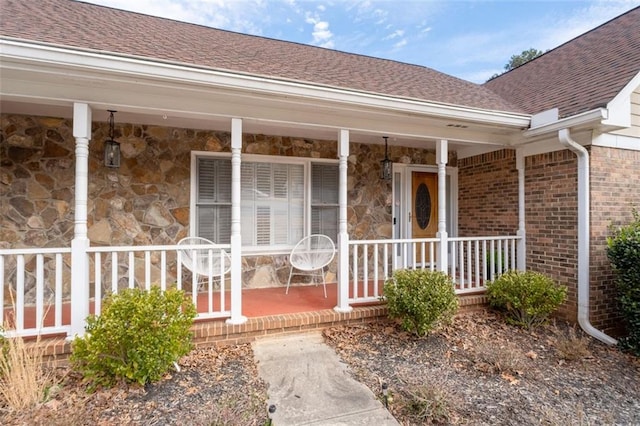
top-left (5, 282), bottom-right (383, 331)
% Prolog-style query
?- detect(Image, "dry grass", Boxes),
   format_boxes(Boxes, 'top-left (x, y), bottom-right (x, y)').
top-left (395, 374), bottom-right (459, 424)
top-left (0, 332), bottom-right (57, 412)
top-left (470, 339), bottom-right (525, 375)
top-left (554, 327), bottom-right (592, 361)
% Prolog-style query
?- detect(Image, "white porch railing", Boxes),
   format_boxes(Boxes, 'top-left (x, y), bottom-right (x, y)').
top-left (1, 235), bottom-right (520, 337)
top-left (0, 243), bottom-right (232, 337)
top-left (87, 244), bottom-right (232, 321)
top-left (348, 235), bottom-right (521, 304)
top-left (0, 247), bottom-right (72, 337)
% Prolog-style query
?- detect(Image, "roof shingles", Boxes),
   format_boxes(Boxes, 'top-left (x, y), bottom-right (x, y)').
top-left (0, 0), bottom-right (522, 113)
top-left (484, 7), bottom-right (640, 118)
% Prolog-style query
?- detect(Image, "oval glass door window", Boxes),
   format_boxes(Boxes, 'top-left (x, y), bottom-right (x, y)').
top-left (415, 183), bottom-right (431, 230)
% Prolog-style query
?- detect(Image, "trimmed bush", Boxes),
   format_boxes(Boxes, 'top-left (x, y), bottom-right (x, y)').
top-left (607, 209), bottom-right (640, 356)
top-left (383, 269), bottom-right (458, 337)
top-left (71, 287), bottom-right (197, 387)
top-left (486, 270), bottom-right (567, 329)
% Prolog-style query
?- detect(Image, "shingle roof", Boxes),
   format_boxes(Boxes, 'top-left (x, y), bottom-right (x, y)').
top-left (484, 7), bottom-right (640, 118)
top-left (0, 0), bottom-right (523, 114)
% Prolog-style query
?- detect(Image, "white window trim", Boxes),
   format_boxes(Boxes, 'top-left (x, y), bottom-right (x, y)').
top-left (190, 151), bottom-right (338, 255)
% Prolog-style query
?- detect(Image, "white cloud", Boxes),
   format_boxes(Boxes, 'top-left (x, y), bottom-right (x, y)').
top-left (383, 29), bottom-right (405, 40)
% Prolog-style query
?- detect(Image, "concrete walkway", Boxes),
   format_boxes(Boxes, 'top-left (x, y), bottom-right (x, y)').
top-left (253, 332), bottom-right (399, 425)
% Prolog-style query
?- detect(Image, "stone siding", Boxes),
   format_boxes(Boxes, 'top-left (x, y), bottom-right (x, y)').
top-left (1, 113), bottom-right (435, 296)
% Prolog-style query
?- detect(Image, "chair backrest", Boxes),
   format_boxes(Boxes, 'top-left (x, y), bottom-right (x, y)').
top-left (177, 237), bottom-right (231, 277)
top-left (289, 234), bottom-right (336, 271)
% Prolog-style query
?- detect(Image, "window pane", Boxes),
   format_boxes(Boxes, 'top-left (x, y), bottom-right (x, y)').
top-left (196, 205), bottom-right (231, 244)
top-left (198, 158), bottom-right (231, 203)
top-left (311, 206), bottom-right (338, 242)
top-left (311, 163), bottom-right (338, 242)
top-left (312, 163), bottom-right (338, 204)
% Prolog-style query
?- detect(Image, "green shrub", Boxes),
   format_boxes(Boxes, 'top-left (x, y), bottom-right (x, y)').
top-left (486, 270), bottom-right (567, 329)
top-left (383, 269), bottom-right (458, 337)
top-left (71, 287), bottom-right (197, 387)
top-left (607, 209), bottom-right (640, 356)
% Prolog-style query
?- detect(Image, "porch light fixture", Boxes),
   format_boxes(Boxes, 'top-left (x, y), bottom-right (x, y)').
top-left (104, 110), bottom-right (121, 168)
top-left (380, 136), bottom-right (392, 181)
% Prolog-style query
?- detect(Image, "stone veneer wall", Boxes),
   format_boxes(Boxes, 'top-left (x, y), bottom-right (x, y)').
top-left (1, 114), bottom-right (436, 295)
top-left (589, 145), bottom-right (640, 335)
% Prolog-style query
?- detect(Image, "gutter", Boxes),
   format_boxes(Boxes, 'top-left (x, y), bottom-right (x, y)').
top-left (558, 129), bottom-right (617, 345)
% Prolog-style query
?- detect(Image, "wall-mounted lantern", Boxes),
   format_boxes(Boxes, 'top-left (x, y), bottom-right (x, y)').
top-left (104, 110), bottom-right (120, 168)
top-left (380, 136), bottom-right (392, 181)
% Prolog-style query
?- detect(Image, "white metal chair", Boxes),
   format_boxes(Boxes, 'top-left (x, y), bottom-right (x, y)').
top-left (177, 237), bottom-right (231, 292)
top-left (286, 234), bottom-right (335, 298)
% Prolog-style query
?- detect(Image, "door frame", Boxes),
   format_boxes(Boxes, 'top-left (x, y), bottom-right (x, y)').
top-left (392, 163), bottom-right (458, 265)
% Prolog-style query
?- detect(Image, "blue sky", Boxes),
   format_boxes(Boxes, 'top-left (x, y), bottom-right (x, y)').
top-left (82, 0), bottom-right (639, 83)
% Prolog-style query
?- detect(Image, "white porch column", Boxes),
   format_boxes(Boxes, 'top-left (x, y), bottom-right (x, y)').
top-left (70, 103), bottom-right (92, 338)
top-left (436, 139), bottom-right (448, 274)
top-left (226, 118), bottom-right (247, 325)
top-left (516, 150), bottom-right (526, 271)
top-left (334, 129), bottom-right (352, 313)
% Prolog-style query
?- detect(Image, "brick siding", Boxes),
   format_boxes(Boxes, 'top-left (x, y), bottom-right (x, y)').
top-left (589, 145), bottom-right (640, 334)
top-left (458, 149), bottom-right (519, 236)
top-left (524, 150), bottom-right (579, 322)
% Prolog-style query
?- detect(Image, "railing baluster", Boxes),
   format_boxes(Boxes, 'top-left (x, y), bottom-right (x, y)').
top-left (352, 245), bottom-right (358, 300)
top-left (128, 251), bottom-right (135, 289)
top-left (497, 240), bottom-right (503, 276)
top-left (16, 255), bottom-right (25, 331)
top-left (459, 241), bottom-right (465, 289)
top-left (36, 254), bottom-right (44, 330)
top-left (160, 250), bottom-right (167, 291)
top-left (144, 251), bottom-right (151, 290)
top-left (383, 243), bottom-right (389, 280)
top-left (474, 240), bottom-right (480, 288)
top-left (363, 244), bottom-right (369, 298)
top-left (490, 240), bottom-right (495, 281)
top-left (373, 243), bottom-right (379, 298)
top-left (95, 252), bottom-right (102, 316)
top-left (111, 252), bottom-right (119, 293)
top-left (466, 240), bottom-right (472, 288)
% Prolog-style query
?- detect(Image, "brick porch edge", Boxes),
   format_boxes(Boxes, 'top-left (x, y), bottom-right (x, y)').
top-left (35, 294), bottom-right (488, 363)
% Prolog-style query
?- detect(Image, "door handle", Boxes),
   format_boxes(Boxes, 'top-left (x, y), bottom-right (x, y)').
top-left (408, 212), bottom-right (412, 223)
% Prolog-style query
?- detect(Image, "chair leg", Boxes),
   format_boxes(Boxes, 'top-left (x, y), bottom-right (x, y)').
top-left (321, 268), bottom-right (327, 299)
top-left (286, 266), bottom-right (294, 294)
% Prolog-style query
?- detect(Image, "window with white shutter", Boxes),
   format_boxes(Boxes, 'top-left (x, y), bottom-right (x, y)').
top-left (311, 163), bottom-right (339, 242)
top-left (196, 155), bottom-right (336, 250)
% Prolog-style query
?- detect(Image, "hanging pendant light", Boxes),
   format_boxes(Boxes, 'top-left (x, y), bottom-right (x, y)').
top-left (380, 136), bottom-right (392, 181)
top-left (104, 110), bottom-right (120, 168)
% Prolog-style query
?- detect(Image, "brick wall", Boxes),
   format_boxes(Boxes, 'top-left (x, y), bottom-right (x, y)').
top-left (589, 145), bottom-right (640, 334)
top-left (524, 150), bottom-right (579, 322)
top-left (458, 149), bottom-right (519, 236)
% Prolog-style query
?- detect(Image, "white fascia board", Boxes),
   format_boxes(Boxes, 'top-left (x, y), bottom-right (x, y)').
top-left (0, 39), bottom-right (531, 128)
top-left (604, 71), bottom-right (640, 128)
top-left (591, 133), bottom-right (640, 151)
top-left (522, 108), bottom-right (607, 139)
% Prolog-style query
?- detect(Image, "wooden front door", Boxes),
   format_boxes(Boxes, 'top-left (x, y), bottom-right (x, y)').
top-left (411, 171), bottom-right (438, 263)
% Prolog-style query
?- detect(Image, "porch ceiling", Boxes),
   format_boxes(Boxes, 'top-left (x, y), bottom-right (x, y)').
top-left (0, 40), bottom-right (531, 152)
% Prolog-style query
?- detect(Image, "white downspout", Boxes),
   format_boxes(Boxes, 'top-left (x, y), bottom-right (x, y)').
top-left (558, 129), bottom-right (617, 345)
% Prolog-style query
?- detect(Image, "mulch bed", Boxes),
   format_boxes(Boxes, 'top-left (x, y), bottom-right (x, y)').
top-left (2, 310), bottom-right (639, 425)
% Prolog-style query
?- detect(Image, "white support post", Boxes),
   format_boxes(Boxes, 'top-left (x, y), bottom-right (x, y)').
top-left (516, 150), bottom-right (526, 271)
top-left (70, 103), bottom-right (92, 338)
top-left (334, 129), bottom-right (352, 313)
top-left (436, 139), bottom-right (448, 274)
top-left (227, 118), bottom-right (247, 325)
